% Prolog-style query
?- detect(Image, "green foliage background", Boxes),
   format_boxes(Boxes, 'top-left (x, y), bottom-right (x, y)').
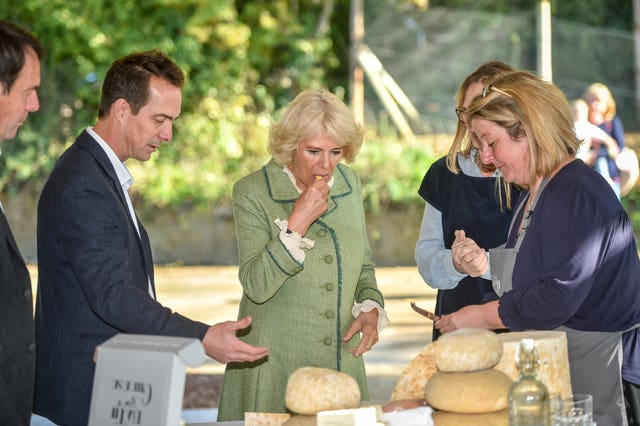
top-left (0, 0), bottom-right (436, 215)
top-left (1, 0), bottom-right (638, 235)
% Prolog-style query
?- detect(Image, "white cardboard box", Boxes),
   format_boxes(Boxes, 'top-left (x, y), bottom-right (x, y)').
top-left (88, 334), bottom-right (205, 426)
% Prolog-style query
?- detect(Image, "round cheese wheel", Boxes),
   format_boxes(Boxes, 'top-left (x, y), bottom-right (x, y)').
top-left (494, 331), bottom-right (572, 399)
top-left (434, 328), bottom-right (502, 372)
top-left (391, 342), bottom-right (438, 400)
top-left (285, 367), bottom-right (361, 415)
top-left (425, 369), bottom-right (512, 413)
top-left (432, 409), bottom-right (508, 426)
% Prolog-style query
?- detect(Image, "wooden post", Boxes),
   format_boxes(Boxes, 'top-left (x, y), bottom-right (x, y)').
top-left (537, 0), bottom-right (553, 82)
top-left (634, 0), bottom-right (640, 124)
top-left (357, 45), bottom-right (415, 141)
top-left (350, 0), bottom-right (365, 125)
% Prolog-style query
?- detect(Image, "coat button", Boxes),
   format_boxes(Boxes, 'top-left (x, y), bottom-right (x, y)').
top-left (323, 337), bottom-right (332, 345)
top-left (324, 283), bottom-right (334, 291)
top-left (325, 311), bottom-right (335, 319)
top-left (24, 289), bottom-right (32, 298)
top-left (28, 343), bottom-right (36, 353)
top-left (293, 266), bottom-right (302, 274)
top-left (324, 255), bottom-right (333, 264)
top-left (317, 229), bottom-right (326, 237)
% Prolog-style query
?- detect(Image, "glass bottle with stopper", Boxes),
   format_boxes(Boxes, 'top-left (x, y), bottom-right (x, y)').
top-left (508, 338), bottom-right (550, 426)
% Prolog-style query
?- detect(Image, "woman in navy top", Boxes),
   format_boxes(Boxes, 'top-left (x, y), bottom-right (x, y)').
top-left (435, 71), bottom-right (640, 426)
top-left (584, 82), bottom-right (625, 199)
top-left (415, 61), bottom-right (517, 341)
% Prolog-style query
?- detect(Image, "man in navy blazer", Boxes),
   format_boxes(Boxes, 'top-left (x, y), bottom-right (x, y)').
top-left (0, 20), bottom-right (43, 426)
top-left (33, 50), bottom-right (268, 426)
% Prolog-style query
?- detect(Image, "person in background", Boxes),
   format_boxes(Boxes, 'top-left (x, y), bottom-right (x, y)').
top-left (0, 19), bottom-right (43, 426)
top-left (217, 89), bottom-right (388, 420)
top-left (571, 98), bottom-right (618, 166)
top-left (33, 50), bottom-right (268, 426)
top-left (436, 70), bottom-right (640, 426)
top-left (584, 82), bottom-right (624, 198)
top-left (415, 60), bottom-right (518, 341)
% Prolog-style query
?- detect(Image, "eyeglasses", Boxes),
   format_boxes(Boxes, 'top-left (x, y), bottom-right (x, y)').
top-left (455, 107), bottom-right (466, 121)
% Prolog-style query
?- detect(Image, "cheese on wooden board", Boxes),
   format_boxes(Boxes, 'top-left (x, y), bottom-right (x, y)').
top-left (493, 330), bottom-right (572, 399)
top-left (432, 409), bottom-right (508, 426)
top-left (390, 342), bottom-right (437, 400)
top-left (424, 369), bottom-right (512, 413)
top-left (282, 415), bottom-right (317, 425)
top-left (285, 367), bottom-right (361, 415)
top-left (434, 328), bottom-right (502, 372)
top-left (316, 406), bottom-right (381, 426)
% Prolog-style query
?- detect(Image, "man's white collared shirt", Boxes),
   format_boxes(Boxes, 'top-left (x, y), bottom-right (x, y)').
top-left (86, 127), bottom-right (155, 299)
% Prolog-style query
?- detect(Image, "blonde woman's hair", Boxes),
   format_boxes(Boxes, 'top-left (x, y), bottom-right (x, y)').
top-left (446, 61), bottom-right (515, 174)
top-left (446, 61), bottom-right (516, 209)
top-left (571, 98), bottom-right (589, 121)
top-left (467, 71), bottom-right (581, 188)
top-left (583, 82), bottom-right (617, 122)
top-left (268, 89), bottom-right (363, 166)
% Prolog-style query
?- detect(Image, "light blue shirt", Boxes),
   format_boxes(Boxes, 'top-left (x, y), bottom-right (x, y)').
top-left (415, 151), bottom-right (493, 290)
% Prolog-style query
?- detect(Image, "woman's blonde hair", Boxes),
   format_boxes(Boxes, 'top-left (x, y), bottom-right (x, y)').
top-left (446, 61), bottom-right (515, 173)
top-left (446, 61), bottom-right (516, 209)
top-left (467, 71), bottom-right (581, 188)
top-left (583, 82), bottom-right (617, 122)
top-left (268, 89), bottom-right (363, 166)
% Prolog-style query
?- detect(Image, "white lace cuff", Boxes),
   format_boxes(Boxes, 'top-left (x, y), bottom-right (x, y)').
top-left (352, 299), bottom-right (390, 332)
top-left (274, 218), bottom-right (315, 263)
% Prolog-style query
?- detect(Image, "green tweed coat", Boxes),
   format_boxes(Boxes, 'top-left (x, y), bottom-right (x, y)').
top-left (217, 159), bottom-right (385, 420)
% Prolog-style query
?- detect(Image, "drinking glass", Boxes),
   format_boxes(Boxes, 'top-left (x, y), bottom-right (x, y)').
top-left (552, 393), bottom-right (593, 426)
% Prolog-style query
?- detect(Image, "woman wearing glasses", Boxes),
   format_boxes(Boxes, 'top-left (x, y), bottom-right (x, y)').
top-left (436, 71), bottom-right (640, 426)
top-left (415, 61), bottom-right (518, 340)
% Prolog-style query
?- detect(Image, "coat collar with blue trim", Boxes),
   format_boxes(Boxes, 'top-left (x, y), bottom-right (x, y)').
top-left (262, 159), bottom-right (353, 216)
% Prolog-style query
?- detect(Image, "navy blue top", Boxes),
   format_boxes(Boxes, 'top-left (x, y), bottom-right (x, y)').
top-left (500, 159), bottom-right (640, 331)
top-left (418, 156), bottom-right (517, 338)
top-left (597, 116), bottom-right (625, 178)
top-left (498, 159), bottom-right (640, 381)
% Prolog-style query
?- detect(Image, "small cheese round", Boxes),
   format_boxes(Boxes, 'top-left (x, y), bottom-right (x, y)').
top-left (434, 328), bottom-right (502, 372)
top-left (425, 369), bottom-right (512, 413)
top-left (285, 367), bottom-right (361, 415)
top-left (432, 409), bottom-right (508, 426)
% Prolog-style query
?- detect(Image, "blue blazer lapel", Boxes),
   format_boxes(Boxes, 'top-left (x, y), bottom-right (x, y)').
top-left (75, 130), bottom-right (155, 290)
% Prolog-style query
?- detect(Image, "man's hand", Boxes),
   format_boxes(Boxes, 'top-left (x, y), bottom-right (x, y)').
top-left (202, 316), bottom-right (268, 363)
top-left (343, 309), bottom-right (379, 357)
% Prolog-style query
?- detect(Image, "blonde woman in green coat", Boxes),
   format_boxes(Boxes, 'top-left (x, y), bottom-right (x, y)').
top-left (217, 89), bottom-right (388, 420)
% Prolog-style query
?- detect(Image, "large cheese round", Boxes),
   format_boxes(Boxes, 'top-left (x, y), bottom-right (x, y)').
top-left (432, 409), bottom-right (508, 426)
top-left (425, 369), bottom-right (512, 413)
top-left (391, 342), bottom-right (438, 400)
top-left (494, 331), bottom-right (572, 399)
top-left (285, 367), bottom-right (361, 415)
top-left (434, 328), bottom-right (502, 372)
